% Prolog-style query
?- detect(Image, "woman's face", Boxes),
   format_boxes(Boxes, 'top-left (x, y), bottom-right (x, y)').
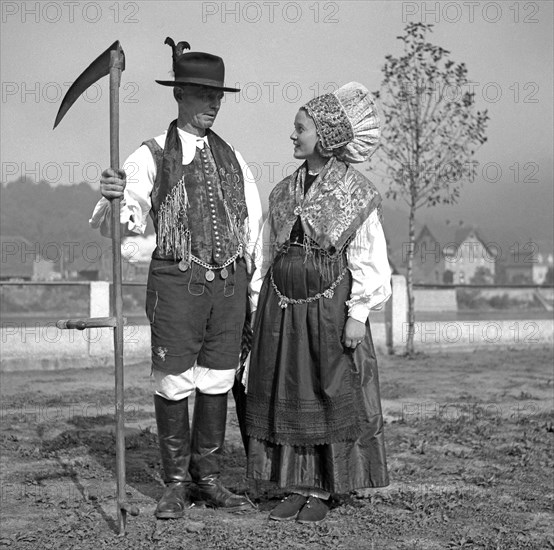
top-left (290, 109), bottom-right (319, 160)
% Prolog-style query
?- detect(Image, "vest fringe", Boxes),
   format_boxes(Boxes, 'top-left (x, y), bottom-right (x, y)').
top-left (157, 176), bottom-right (190, 260)
top-left (223, 199), bottom-right (248, 261)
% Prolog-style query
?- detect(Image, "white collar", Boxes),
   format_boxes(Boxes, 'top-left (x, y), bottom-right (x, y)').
top-left (155, 128), bottom-right (210, 165)
top-left (180, 128), bottom-right (209, 148)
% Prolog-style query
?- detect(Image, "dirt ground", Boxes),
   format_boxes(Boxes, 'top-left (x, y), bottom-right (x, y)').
top-left (1, 346), bottom-right (553, 550)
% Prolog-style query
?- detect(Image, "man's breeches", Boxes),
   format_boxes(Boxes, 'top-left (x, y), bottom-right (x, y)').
top-left (146, 257), bottom-right (248, 384)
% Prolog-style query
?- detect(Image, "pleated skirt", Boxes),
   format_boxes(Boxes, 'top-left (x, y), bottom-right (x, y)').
top-left (245, 246), bottom-right (389, 494)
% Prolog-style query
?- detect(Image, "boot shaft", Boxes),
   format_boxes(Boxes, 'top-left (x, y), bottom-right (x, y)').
top-left (190, 391), bottom-right (228, 481)
top-left (154, 394), bottom-right (191, 483)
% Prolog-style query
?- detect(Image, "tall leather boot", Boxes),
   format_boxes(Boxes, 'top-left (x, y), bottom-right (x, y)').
top-left (189, 391), bottom-right (251, 511)
top-left (154, 394), bottom-right (192, 519)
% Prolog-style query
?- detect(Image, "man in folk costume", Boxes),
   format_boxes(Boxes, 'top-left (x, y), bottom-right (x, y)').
top-left (91, 38), bottom-right (262, 518)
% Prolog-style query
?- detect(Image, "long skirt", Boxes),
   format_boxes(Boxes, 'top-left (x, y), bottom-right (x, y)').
top-left (245, 246), bottom-right (388, 494)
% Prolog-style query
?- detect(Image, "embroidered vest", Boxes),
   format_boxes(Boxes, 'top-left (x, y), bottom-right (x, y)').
top-left (143, 130), bottom-right (247, 265)
top-left (269, 157), bottom-right (382, 257)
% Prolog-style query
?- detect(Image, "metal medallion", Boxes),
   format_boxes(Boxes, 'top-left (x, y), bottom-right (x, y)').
top-left (205, 269), bottom-right (215, 282)
top-left (178, 259), bottom-right (190, 272)
top-left (220, 267), bottom-right (229, 280)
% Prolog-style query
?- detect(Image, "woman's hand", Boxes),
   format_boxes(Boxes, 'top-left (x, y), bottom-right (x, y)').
top-left (343, 317), bottom-right (366, 349)
top-left (100, 168), bottom-right (126, 200)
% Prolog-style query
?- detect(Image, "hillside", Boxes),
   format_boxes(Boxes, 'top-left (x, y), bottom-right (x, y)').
top-left (1, 179), bottom-right (551, 273)
top-left (0, 178), bottom-right (153, 268)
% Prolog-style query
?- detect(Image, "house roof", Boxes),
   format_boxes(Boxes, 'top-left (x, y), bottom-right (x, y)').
top-left (417, 223), bottom-right (484, 247)
top-left (416, 223), bottom-right (498, 257)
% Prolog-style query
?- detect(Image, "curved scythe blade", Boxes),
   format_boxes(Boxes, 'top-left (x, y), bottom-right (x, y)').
top-left (53, 40), bottom-right (125, 129)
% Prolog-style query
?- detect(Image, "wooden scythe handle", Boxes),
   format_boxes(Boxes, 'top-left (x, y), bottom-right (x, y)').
top-left (108, 47), bottom-right (129, 536)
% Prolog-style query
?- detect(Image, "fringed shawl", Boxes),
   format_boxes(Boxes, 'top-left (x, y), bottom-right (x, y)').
top-left (269, 157), bottom-right (382, 258)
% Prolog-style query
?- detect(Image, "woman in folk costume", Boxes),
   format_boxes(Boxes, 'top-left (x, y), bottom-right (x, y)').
top-left (244, 82), bottom-right (391, 524)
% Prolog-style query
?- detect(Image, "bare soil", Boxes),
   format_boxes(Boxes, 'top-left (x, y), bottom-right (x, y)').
top-left (1, 347), bottom-right (553, 549)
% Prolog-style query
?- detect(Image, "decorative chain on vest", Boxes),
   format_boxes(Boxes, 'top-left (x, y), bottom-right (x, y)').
top-left (143, 128), bottom-right (248, 265)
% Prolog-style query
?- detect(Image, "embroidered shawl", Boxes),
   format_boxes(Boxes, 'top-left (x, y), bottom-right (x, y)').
top-left (269, 157), bottom-right (382, 256)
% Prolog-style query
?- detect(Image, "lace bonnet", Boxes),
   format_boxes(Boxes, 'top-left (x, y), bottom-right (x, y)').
top-left (302, 82), bottom-right (380, 163)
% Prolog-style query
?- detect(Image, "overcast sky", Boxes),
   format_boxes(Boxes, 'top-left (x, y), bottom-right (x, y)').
top-left (1, 0), bottom-right (553, 245)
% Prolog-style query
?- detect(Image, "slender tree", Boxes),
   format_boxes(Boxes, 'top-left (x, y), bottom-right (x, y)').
top-left (371, 23), bottom-right (489, 355)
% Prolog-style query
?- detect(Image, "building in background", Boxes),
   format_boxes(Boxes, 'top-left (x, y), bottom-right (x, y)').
top-left (0, 235), bottom-right (57, 281)
top-left (410, 224), bottom-right (496, 284)
top-left (496, 249), bottom-right (554, 285)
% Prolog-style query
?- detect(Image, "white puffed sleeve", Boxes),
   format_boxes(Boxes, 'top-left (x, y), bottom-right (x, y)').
top-left (89, 145), bottom-right (155, 236)
top-left (346, 209), bottom-right (392, 323)
top-left (248, 217), bottom-right (274, 315)
top-left (231, 149), bottom-right (263, 275)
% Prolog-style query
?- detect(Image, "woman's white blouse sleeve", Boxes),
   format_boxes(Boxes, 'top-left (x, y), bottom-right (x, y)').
top-left (346, 209), bottom-right (392, 323)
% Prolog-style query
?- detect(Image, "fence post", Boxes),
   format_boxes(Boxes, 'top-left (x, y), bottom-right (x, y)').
top-left (88, 281), bottom-right (111, 356)
top-left (385, 274), bottom-right (407, 354)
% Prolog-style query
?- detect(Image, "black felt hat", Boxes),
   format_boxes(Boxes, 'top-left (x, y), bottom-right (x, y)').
top-left (156, 38), bottom-right (239, 92)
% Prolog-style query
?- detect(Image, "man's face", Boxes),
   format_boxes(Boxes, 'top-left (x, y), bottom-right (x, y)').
top-left (176, 85), bottom-right (224, 132)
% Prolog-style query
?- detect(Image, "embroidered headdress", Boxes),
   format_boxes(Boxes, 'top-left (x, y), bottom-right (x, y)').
top-left (303, 82), bottom-right (380, 163)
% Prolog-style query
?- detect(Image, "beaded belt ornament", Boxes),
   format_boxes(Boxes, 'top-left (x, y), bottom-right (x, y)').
top-left (270, 265), bottom-right (347, 309)
top-left (178, 245), bottom-right (243, 281)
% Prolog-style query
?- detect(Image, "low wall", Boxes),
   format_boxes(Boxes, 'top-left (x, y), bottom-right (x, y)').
top-left (2, 279), bottom-right (552, 371)
top-left (414, 288), bottom-right (457, 312)
top-left (1, 319), bottom-right (552, 372)
top-left (0, 325), bottom-right (152, 372)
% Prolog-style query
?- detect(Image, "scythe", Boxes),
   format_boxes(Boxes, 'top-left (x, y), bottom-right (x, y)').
top-left (54, 40), bottom-right (139, 535)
